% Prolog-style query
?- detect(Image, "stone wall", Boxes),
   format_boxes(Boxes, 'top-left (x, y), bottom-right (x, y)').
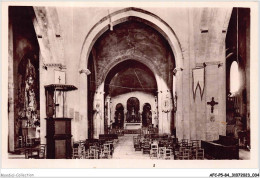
top-left (57, 7), bottom-right (232, 141)
top-left (8, 7), bottom-right (238, 145)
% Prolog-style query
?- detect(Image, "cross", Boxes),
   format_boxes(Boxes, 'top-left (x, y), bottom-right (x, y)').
top-left (207, 97), bottom-right (218, 113)
top-left (58, 75), bottom-right (61, 83)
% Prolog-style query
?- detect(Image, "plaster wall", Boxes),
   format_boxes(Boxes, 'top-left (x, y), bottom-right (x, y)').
top-left (110, 91), bottom-right (157, 127)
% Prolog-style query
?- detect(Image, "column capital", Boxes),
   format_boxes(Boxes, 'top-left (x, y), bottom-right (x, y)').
top-left (95, 91), bottom-right (105, 95)
top-left (173, 68), bottom-right (183, 75)
top-left (79, 68), bottom-right (91, 75)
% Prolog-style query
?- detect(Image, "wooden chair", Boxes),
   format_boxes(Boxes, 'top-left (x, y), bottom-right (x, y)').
top-left (158, 147), bottom-right (166, 159)
top-left (133, 136), bottom-right (139, 148)
top-left (25, 148), bottom-right (39, 159)
top-left (25, 137), bottom-right (33, 147)
top-left (179, 148), bottom-right (190, 160)
top-left (134, 136), bottom-right (142, 151)
top-left (181, 139), bottom-right (189, 147)
top-left (191, 140), bottom-right (200, 148)
top-left (100, 143), bottom-right (111, 159)
top-left (106, 141), bottom-right (114, 155)
top-left (38, 144), bottom-right (46, 159)
top-left (196, 148), bottom-right (204, 160)
top-left (143, 139), bottom-right (150, 154)
top-left (88, 146), bottom-right (99, 159)
top-left (78, 141), bottom-right (86, 159)
top-left (165, 148), bottom-right (172, 160)
top-left (18, 136), bottom-right (24, 148)
top-left (72, 147), bottom-right (79, 159)
top-left (150, 143), bottom-right (158, 159)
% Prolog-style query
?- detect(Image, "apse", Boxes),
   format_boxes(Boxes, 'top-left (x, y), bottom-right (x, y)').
top-left (104, 60), bottom-right (157, 97)
top-left (104, 60), bottom-right (158, 131)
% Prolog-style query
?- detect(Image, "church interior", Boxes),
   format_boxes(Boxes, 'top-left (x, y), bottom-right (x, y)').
top-left (7, 6), bottom-right (250, 160)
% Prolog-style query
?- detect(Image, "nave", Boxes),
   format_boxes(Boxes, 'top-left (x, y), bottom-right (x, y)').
top-left (8, 132), bottom-right (250, 160)
top-left (112, 134), bottom-right (150, 159)
top-left (7, 6), bottom-right (251, 163)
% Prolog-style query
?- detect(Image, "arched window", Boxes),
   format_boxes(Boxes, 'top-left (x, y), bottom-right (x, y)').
top-left (230, 61), bottom-right (240, 95)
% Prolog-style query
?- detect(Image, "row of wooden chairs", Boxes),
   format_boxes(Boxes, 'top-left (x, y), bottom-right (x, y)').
top-left (72, 140), bottom-right (114, 159)
top-left (108, 128), bottom-right (124, 136)
top-left (175, 147), bottom-right (204, 160)
top-left (133, 135), bottom-right (174, 159)
top-left (150, 143), bottom-right (172, 159)
top-left (133, 136), bottom-right (204, 160)
top-left (18, 136), bottom-right (40, 148)
top-left (174, 139), bottom-right (204, 160)
top-left (25, 144), bottom-right (46, 159)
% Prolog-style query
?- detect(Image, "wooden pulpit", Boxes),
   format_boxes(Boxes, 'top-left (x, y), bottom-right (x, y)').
top-left (45, 84), bottom-right (77, 159)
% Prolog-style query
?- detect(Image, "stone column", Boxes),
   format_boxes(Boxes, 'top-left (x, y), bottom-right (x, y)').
top-left (39, 54), bottom-right (47, 144)
top-left (174, 68), bottom-right (184, 140)
top-left (105, 96), bottom-right (111, 130)
top-left (8, 19), bottom-right (15, 152)
top-left (205, 64), bottom-right (221, 141)
top-left (157, 90), bottom-right (163, 133)
top-left (78, 68), bottom-right (90, 141)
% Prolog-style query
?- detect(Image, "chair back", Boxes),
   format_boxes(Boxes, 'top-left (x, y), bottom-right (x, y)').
top-left (196, 149), bottom-right (204, 160)
top-left (39, 144), bottom-right (46, 159)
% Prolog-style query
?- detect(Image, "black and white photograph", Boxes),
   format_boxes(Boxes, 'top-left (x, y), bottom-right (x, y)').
top-left (1, 1), bottom-right (259, 172)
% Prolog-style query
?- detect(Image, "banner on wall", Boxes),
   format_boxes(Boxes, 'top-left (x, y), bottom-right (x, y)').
top-left (192, 67), bottom-right (205, 100)
top-left (162, 93), bottom-right (172, 113)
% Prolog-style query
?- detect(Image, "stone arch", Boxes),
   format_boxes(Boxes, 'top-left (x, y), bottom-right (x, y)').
top-left (102, 56), bottom-right (160, 91)
top-left (78, 7), bottom-right (184, 139)
top-left (79, 7), bottom-right (184, 70)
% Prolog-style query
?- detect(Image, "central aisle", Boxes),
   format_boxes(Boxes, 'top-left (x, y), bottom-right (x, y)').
top-left (112, 134), bottom-right (150, 159)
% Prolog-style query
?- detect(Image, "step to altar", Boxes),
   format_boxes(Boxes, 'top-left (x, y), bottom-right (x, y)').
top-left (124, 123), bottom-right (142, 130)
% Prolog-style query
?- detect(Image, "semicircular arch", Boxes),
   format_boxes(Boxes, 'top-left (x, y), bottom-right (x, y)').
top-left (79, 7), bottom-right (183, 71)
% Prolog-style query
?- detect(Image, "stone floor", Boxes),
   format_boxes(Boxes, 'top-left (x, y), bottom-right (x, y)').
top-left (8, 134), bottom-right (251, 160)
top-left (239, 148), bottom-right (250, 160)
top-left (112, 134), bottom-right (251, 160)
top-left (113, 134), bottom-right (150, 159)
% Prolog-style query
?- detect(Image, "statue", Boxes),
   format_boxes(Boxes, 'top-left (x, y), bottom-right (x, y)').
top-left (126, 97), bottom-right (140, 122)
top-left (131, 107), bottom-right (135, 122)
top-left (93, 103), bottom-right (102, 139)
top-left (24, 59), bottom-right (38, 128)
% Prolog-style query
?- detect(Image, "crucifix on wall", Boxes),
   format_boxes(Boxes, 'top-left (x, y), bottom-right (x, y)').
top-left (207, 97), bottom-right (218, 113)
top-left (54, 70), bottom-right (66, 84)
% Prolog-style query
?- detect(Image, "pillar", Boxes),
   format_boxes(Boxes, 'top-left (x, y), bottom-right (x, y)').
top-left (8, 18), bottom-right (15, 152)
top-left (157, 77), bottom-right (172, 135)
top-left (175, 68), bottom-right (184, 140)
top-left (39, 54), bottom-right (47, 144)
top-left (205, 64), bottom-right (221, 141)
top-left (78, 69), bottom-right (90, 141)
top-left (105, 96), bottom-right (111, 130)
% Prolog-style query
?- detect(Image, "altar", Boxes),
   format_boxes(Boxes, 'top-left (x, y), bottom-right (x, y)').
top-left (124, 99), bottom-right (142, 130)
